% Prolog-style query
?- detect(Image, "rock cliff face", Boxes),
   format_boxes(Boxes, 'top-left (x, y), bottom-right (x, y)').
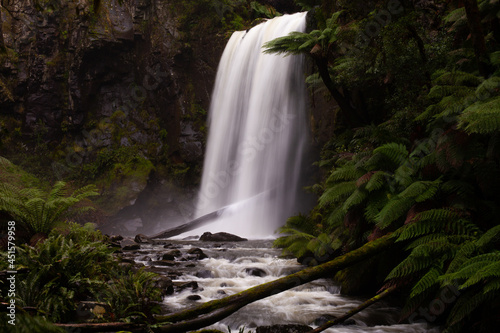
top-left (0, 0), bottom-right (228, 234)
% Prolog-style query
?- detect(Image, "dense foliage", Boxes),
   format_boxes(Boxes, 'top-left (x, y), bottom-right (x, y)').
top-left (270, 0), bottom-right (500, 331)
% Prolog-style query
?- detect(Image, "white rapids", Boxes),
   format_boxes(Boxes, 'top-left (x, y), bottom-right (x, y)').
top-left (158, 240), bottom-right (440, 333)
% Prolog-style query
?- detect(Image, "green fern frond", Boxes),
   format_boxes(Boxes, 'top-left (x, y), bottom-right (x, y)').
top-left (326, 164), bottom-right (365, 184)
top-left (427, 85), bottom-right (475, 100)
top-left (364, 171), bottom-right (389, 192)
top-left (342, 188), bottom-right (368, 211)
top-left (433, 71), bottom-right (482, 87)
top-left (263, 31), bottom-right (312, 56)
top-left (447, 288), bottom-right (495, 326)
top-left (410, 266), bottom-right (442, 298)
top-left (458, 96), bottom-right (500, 134)
top-left (319, 181), bottom-right (357, 207)
top-left (376, 197), bottom-right (414, 229)
top-left (443, 7), bottom-right (466, 24)
top-left (396, 209), bottom-right (477, 242)
top-left (372, 142), bottom-right (409, 169)
top-left (476, 225), bottom-right (500, 248)
top-left (483, 279), bottom-right (500, 294)
top-left (474, 76), bottom-right (500, 98)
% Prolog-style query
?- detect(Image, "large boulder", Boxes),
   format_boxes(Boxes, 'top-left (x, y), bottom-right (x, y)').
top-left (199, 232), bottom-right (248, 242)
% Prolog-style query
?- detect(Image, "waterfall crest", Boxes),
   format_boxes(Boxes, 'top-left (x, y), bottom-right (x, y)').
top-left (195, 12), bottom-right (309, 238)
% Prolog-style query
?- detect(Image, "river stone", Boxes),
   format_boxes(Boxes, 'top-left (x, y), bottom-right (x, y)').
top-left (255, 324), bottom-right (312, 333)
top-left (134, 233), bottom-right (150, 243)
top-left (199, 232), bottom-right (248, 242)
top-left (186, 247), bottom-right (208, 260)
top-left (256, 324), bottom-right (312, 333)
top-left (154, 260), bottom-right (177, 267)
top-left (245, 267), bottom-right (267, 277)
top-left (162, 249), bottom-right (182, 260)
top-left (174, 281), bottom-right (198, 293)
top-left (110, 235), bottom-right (124, 242)
top-left (196, 269), bottom-right (214, 278)
top-left (186, 295), bottom-right (201, 301)
top-left (154, 276), bottom-right (174, 295)
top-left (120, 239), bottom-right (140, 250)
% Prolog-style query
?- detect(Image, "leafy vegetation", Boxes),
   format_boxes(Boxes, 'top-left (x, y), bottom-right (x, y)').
top-left (0, 178), bottom-right (98, 240)
top-left (271, 0), bottom-right (500, 331)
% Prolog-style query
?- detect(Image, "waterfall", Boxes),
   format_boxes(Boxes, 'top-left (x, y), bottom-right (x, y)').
top-left (194, 12), bottom-right (309, 238)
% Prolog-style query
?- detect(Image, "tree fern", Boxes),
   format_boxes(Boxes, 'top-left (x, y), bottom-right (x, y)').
top-left (0, 181), bottom-right (98, 236)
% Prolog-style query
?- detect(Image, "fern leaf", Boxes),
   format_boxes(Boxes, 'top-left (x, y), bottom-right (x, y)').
top-left (410, 266), bottom-right (442, 298)
top-left (319, 181), bottom-right (357, 207)
top-left (372, 142), bottom-right (409, 168)
top-left (458, 97), bottom-right (500, 134)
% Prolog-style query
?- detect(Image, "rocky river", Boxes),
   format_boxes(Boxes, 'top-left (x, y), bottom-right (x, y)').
top-left (118, 236), bottom-right (441, 333)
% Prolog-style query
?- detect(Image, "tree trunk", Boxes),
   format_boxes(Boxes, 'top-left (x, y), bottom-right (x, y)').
top-left (308, 286), bottom-right (398, 333)
top-left (149, 207), bottom-right (227, 239)
top-left (55, 322), bottom-right (147, 332)
top-left (314, 57), bottom-right (363, 127)
top-left (152, 234), bottom-right (395, 332)
top-left (464, 0), bottom-right (490, 77)
top-left (0, 2), bottom-right (5, 51)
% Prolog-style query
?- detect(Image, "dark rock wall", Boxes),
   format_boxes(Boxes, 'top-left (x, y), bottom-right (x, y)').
top-left (0, 0), bottom-right (227, 233)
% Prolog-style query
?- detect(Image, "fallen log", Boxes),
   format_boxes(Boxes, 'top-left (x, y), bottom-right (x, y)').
top-left (149, 207), bottom-right (227, 239)
top-left (152, 234), bottom-right (395, 332)
top-left (55, 322), bottom-right (147, 332)
top-left (307, 286), bottom-right (398, 333)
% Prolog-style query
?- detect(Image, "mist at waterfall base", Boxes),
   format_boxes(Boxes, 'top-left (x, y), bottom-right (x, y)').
top-left (179, 12), bottom-right (312, 239)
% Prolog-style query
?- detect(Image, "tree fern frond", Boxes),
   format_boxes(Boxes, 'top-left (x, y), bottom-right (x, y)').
top-left (460, 261), bottom-right (500, 289)
top-left (447, 289), bottom-right (495, 326)
top-left (376, 197), bottom-right (414, 229)
top-left (427, 85), bottom-right (475, 100)
top-left (396, 209), bottom-right (477, 242)
top-left (410, 266), bottom-right (442, 298)
top-left (364, 171), bottom-right (389, 192)
top-left (372, 142), bottom-right (409, 169)
top-left (483, 279), bottom-right (500, 294)
top-left (342, 188), bottom-right (368, 211)
top-left (263, 31), bottom-right (312, 56)
top-left (433, 71), bottom-right (482, 87)
top-left (326, 164), bottom-right (365, 184)
top-left (458, 97), bottom-right (500, 134)
top-left (319, 181), bottom-right (357, 207)
top-left (476, 225), bottom-right (500, 248)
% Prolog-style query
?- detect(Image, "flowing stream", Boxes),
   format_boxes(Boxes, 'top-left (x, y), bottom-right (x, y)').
top-left (133, 239), bottom-right (439, 333)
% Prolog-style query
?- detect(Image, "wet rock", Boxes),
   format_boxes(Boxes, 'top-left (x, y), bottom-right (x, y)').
top-left (154, 260), bottom-right (178, 267)
top-left (174, 281), bottom-right (198, 293)
top-left (110, 235), bottom-right (124, 242)
top-left (143, 256), bottom-right (153, 262)
top-left (196, 270), bottom-right (213, 278)
top-left (162, 249), bottom-right (182, 261)
top-left (134, 234), bottom-right (150, 243)
top-left (256, 324), bottom-right (312, 333)
top-left (199, 232), bottom-right (248, 242)
top-left (121, 258), bottom-right (135, 264)
top-left (186, 294), bottom-right (201, 301)
top-left (154, 276), bottom-right (174, 295)
top-left (220, 282), bottom-right (228, 287)
top-left (245, 267), bottom-right (267, 277)
top-left (186, 247), bottom-right (208, 260)
top-left (217, 290), bottom-right (226, 295)
top-left (120, 239), bottom-right (140, 250)
top-left (314, 314), bottom-right (336, 326)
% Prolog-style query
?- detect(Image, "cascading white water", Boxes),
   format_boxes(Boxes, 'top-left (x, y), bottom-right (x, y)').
top-left (194, 12), bottom-right (309, 238)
